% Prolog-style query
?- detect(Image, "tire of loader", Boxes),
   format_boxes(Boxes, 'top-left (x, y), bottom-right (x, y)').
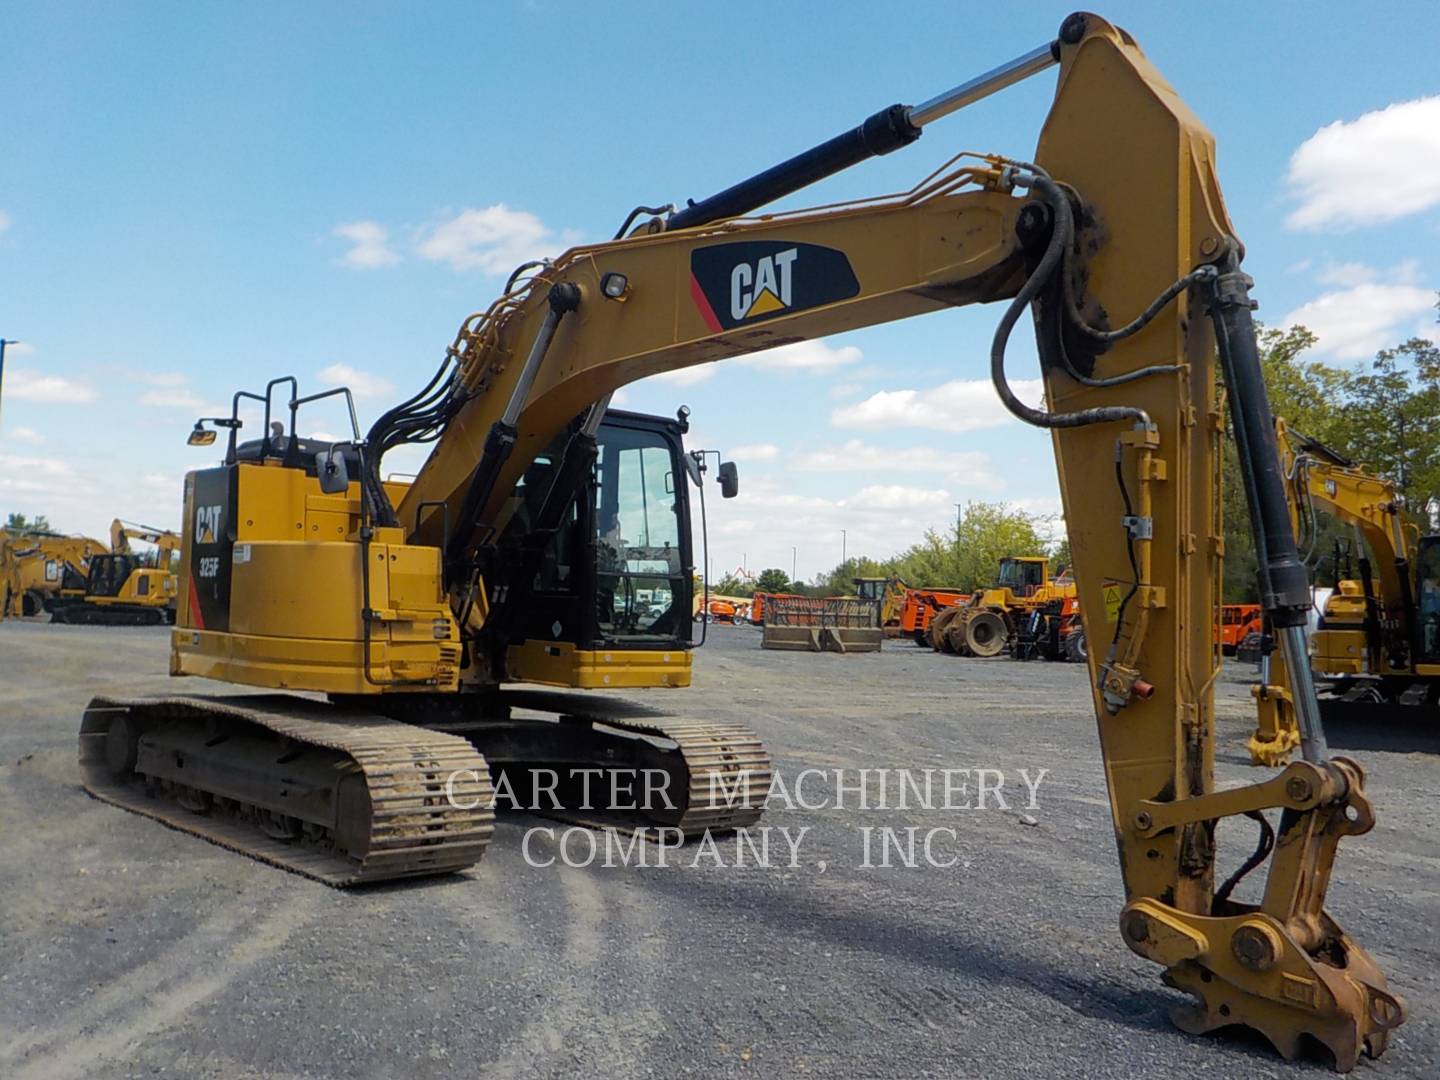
top-left (1064, 628), bottom-right (1087, 663)
top-left (943, 618), bottom-right (971, 656)
top-left (964, 610), bottom-right (1008, 657)
top-left (928, 606), bottom-right (961, 652)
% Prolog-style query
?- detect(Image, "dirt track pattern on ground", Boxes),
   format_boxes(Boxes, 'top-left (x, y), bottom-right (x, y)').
top-left (2, 621), bottom-right (1437, 1078)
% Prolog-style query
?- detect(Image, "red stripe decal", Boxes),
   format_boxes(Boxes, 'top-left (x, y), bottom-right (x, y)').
top-left (187, 573), bottom-right (205, 630)
top-left (689, 272), bottom-right (722, 334)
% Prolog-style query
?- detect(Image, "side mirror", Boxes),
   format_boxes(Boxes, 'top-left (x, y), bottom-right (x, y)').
top-left (188, 425), bottom-right (217, 447)
top-left (683, 452), bottom-right (703, 488)
top-left (718, 461), bottom-right (739, 499)
top-left (316, 447), bottom-right (350, 495)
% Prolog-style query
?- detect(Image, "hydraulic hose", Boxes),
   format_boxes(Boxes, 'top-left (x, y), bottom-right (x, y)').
top-left (990, 167), bottom-right (1150, 432)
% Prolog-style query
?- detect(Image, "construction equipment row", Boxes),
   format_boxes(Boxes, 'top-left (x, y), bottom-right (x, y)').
top-left (0, 519), bottom-right (181, 625)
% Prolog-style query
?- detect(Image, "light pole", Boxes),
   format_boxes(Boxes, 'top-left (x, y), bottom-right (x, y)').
top-left (0, 338), bottom-right (20, 432)
top-left (791, 546), bottom-right (797, 584)
top-left (841, 529), bottom-right (847, 566)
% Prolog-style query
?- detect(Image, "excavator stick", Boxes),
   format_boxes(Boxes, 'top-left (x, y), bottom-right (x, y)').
top-left (1031, 14), bottom-right (1402, 1067)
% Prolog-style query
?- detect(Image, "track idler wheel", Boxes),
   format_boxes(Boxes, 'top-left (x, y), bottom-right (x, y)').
top-left (964, 610), bottom-right (1008, 657)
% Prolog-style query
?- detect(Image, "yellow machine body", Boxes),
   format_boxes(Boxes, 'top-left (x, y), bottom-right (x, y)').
top-left (173, 451), bottom-right (693, 694)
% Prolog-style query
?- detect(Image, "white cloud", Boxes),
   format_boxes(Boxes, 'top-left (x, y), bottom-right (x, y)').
top-left (831, 378), bottom-right (1043, 433)
top-left (141, 471), bottom-right (181, 493)
top-left (631, 339), bottom-right (865, 395)
top-left (139, 388), bottom-right (205, 408)
top-left (1315, 262), bottom-right (1377, 288)
top-left (0, 210), bottom-right (10, 233)
top-left (143, 371), bottom-right (190, 388)
top-left (649, 366), bottom-right (716, 387)
top-left (709, 475), bottom-right (969, 575)
top-left (0, 453), bottom-right (72, 479)
top-left (318, 362), bottom-right (395, 399)
top-left (739, 340), bottom-right (861, 373)
top-left (727, 443), bottom-right (779, 462)
top-left (840, 484), bottom-right (951, 511)
top-left (333, 220), bottom-right (400, 269)
top-left (6, 342), bottom-right (35, 357)
top-left (794, 440), bottom-right (947, 473)
top-left (1283, 281), bottom-right (1436, 360)
top-left (1315, 260), bottom-right (1421, 289)
top-left (416, 204), bottom-right (554, 274)
top-left (8, 426), bottom-right (45, 445)
top-left (1285, 97), bottom-right (1440, 231)
top-left (4, 368), bottom-right (97, 404)
top-left (791, 440), bottom-right (1003, 490)
top-left (609, 389), bottom-right (630, 407)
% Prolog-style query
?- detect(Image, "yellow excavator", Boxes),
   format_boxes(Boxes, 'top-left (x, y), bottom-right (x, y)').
top-left (0, 529), bottom-right (109, 618)
top-left (51, 519), bottom-right (181, 625)
top-left (77, 14), bottom-right (1404, 1067)
top-left (0, 531), bottom-right (14, 621)
top-left (1249, 419), bottom-right (1434, 764)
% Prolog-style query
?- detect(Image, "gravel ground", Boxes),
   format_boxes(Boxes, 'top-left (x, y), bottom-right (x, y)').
top-left (1, 619), bottom-right (1436, 1079)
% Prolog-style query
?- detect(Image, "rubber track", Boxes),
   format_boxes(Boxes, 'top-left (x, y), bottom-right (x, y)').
top-left (79, 695), bottom-right (495, 886)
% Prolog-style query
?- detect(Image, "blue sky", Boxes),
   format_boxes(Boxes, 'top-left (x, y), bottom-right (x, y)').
top-left (3, 1), bottom-right (1439, 580)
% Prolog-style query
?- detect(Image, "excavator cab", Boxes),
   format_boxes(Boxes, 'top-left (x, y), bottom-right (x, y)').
top-left (1413, 535), bottom-right (1440, 663)
top-left (994, 557), bottom-right (1047, 597)
top-left (505, 409), bottom-right (695, 655)
top-left (86, 553), bottom-right (143, 598)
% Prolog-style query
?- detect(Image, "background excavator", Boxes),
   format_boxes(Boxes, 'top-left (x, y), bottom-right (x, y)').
top-left (1249, 418), bottom-right (1439, 764)
top-left (51, 519), bottom-right (181, 625)
top-left (76, 13), bottom-right (1404, 1068)
top-left (0, 529), bottom-right (108, 618)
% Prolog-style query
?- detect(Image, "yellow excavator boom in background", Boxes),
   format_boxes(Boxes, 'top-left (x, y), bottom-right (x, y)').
top-left (78, 13), bottom-right (1404, 1067)
top-left (1250, 418), bottom-right (1434, 764)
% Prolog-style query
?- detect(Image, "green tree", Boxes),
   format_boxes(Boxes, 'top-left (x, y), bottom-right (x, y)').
top-left (917, 501), bottom-right (1046, 591)
top-left (1346, 339), bottom-right (1440, 511)
top-left (755, 567), bottom-right (791, 593)
top-left (712, 572), bottom-right (754, 597)
top-left (1050, 536), bottom-right (1072, 575)
top-left (808, 502), bottom-right (1046, 593)
top-left (4, 513), bottom-right (52, 535)
top-left (812, 556), bottom-right (891, 595)
top-left (1221, 316), bottom-right (1440, 600)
